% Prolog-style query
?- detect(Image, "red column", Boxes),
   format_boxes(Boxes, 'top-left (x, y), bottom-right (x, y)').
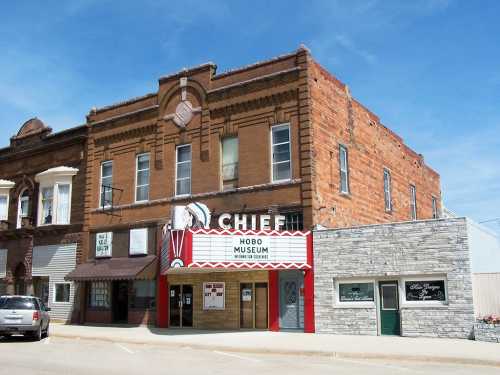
top-left (303, 232), bottom-right (315, 333)
top-left (303, 269), bottom-right (315, 333)
top-left (157, 275), bottom-right (169, 328)
top-left (268, 270), bottom-right (280, 331)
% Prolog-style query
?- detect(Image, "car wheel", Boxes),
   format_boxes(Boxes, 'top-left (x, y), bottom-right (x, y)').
top-left (44, 323), bottom-right (50, 338)
top-left (31, 326), bottom-right (42, 341)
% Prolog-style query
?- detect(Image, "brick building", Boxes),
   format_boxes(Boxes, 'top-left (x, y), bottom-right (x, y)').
top-left (0, 119), bottom-right (87, 322)
top-left (64, 46), bottom-right (441, 331)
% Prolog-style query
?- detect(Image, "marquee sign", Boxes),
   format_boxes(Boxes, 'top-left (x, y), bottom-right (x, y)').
top-left (164, 228), bottom-right (312, 271)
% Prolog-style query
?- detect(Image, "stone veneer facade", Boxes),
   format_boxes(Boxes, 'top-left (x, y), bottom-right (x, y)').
top-left (313, 217), bottom-right (475, 338)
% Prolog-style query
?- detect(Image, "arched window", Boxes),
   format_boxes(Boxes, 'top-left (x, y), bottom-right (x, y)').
top-left (17, 189), bottom-right (30, 228)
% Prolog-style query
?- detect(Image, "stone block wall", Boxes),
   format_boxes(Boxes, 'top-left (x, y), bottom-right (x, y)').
top-left (313, 218), bottom-right (475, 338)
top-left (474, 322), bottom-right (500, 343)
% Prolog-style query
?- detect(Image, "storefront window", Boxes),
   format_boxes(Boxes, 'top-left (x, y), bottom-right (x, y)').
top-left (404, 280), bottom-right (446, 302)
top-left (89, 281), bottom-right (110, 308)
top-left (54, 283), bottom-right (71, 303)
top-left (338, 282), bottom-right (374, 302)
top-left (130, 280), bottom-right (156, 309)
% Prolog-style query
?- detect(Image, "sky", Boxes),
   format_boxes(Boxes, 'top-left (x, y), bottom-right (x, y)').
top-left (0, 0), bottom-right (499, 235)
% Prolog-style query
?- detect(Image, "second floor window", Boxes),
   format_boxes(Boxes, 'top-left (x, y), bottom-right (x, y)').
top-left (41, 187), bottom-right (54, 224)
top-left (432, 196), bottom-right (439, 219)
top-left (17, 190), bottom-right (30, 228)
top-left (135, 154), bottom-right (150, 202)
top-left (271, 124), bottom-right (291, 182)
top-left (40, 184), bottom-right (70, 225)
top-left (410, 184), bottom-right (417, 220)
top-left (100, 161), bottom-right (113, 208)
top-left (0, 195), bottom-right (8, 221)
top-left (339, 145), bottom-right (349, 194)
top-left (176, 144), bottom-right (191, 196)
top-left (221, 137), bottom-right (239, 190)
top-left (383, 169), bottom-right (392, 212)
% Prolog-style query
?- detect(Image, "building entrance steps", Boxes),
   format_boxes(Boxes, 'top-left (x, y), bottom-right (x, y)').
top-left (51, 324), bottom-right (500, 367)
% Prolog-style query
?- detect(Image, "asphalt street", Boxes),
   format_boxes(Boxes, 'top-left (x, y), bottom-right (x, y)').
top-left (0, 335), bottom-right (498, 375)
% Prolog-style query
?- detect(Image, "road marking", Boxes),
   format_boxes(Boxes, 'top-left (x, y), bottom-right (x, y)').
top-left (213, 350), bottom-right (261, 363)
top-left (115, 343), bottom-right (134, 354)
top-left (334, 358), bottom-right (416, 373)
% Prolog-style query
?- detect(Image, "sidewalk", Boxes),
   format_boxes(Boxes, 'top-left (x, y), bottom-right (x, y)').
top-left (51, 324), bottom-right (500, 367)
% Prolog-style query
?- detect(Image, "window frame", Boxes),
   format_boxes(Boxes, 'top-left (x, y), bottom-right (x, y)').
top-left (99, 160), bottom-right (113, 208)
top-left (432, 196), bottom-right (439, 219)
top-left (135, 153), bottom-right (150, 203)
top-left (53, 282), bottom-right (71, 304)
top-left (409, 184), bottom-right (417, 220)
top-left (221, 136), bottom-right (239, 190)
top-left (175, 144), bottom-right (192, 197)
top-left (88, 281), bottom-right (110, 309)
top-left (383, 168), bottom-right (392, 212)
top-left (400, 276), bottom-right (448, 307)
top-left (17, 189), bottom-right (30, 229)
top-left (334, 279), bottom-right (376, 308)
top-left (38, 183), bottom-right (73, 226)
top-left (339, 144), bottom-right (350, 194)
top-left (270, 123), bottom-right (292, 183)
top-left (0, 194), bottom-right (9, 221)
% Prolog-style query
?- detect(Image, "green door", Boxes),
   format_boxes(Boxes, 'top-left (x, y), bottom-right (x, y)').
top-left (379, 281), bottom-right (400, 335)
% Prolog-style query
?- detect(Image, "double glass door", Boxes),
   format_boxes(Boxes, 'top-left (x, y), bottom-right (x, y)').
top-left (169, 285), bottom-right (193, 328)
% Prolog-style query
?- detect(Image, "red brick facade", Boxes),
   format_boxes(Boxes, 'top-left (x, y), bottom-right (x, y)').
top-left (84, 47), bottom-right (440, 235)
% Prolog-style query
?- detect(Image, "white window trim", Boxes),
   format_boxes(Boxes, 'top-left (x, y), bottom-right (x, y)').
top-left (35, 167), bottom-right (78, 227)
top-left (99, 161), bottom-right (113, 208)
top-left (17, 190), bottom-right (30, 229)
top-left (400, 276), bottom-right (448, 307)
top-left (383, 168), bottom-right (392, 212)
top-left (270, 123), bottom-right (292, 183)
top-left (0, 193), bottom-right (9, 221)
top-left (53, 282), bottom-right (72, 304)
top-left (135, 153), bottom-right (150, 203)
top-left (175, 144), bottom-right (192, 197)
top-left (334, 279), bottom-right (376, 308)
top-left (339, 144), bottom-right (350, 194)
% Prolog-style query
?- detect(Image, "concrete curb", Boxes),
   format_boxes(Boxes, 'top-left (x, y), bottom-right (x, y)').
top-left (51, 332), bottom-right (500, 368)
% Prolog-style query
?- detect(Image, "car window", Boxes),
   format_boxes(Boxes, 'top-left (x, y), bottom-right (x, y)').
top-left (0, 297), bottom-right (6, 308)
top-left (1, 297), bottom-right (38, 310)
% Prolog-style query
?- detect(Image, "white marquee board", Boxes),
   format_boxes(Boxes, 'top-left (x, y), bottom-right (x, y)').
top-left (192, 234), bottom-right (307, 264)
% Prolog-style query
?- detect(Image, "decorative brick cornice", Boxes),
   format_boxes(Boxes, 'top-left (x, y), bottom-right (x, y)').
top-left (207, 67), bottom-right (301, 102)
top-left (209, 89), bottom-right (298, 119)
top-left (94, 123), bottom-right (158, 147)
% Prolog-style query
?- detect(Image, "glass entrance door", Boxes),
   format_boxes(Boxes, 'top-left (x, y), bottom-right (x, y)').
top-left (169, 285), bottom-right (181, 327)
top-left (181, 285), bottom-right (193, 328)
top-left (280, 276), bottom-right (300, 329)
top-left (169, 284), bottom-right (193, 328)
top-left (379, 281), bottom-right (401, 335)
